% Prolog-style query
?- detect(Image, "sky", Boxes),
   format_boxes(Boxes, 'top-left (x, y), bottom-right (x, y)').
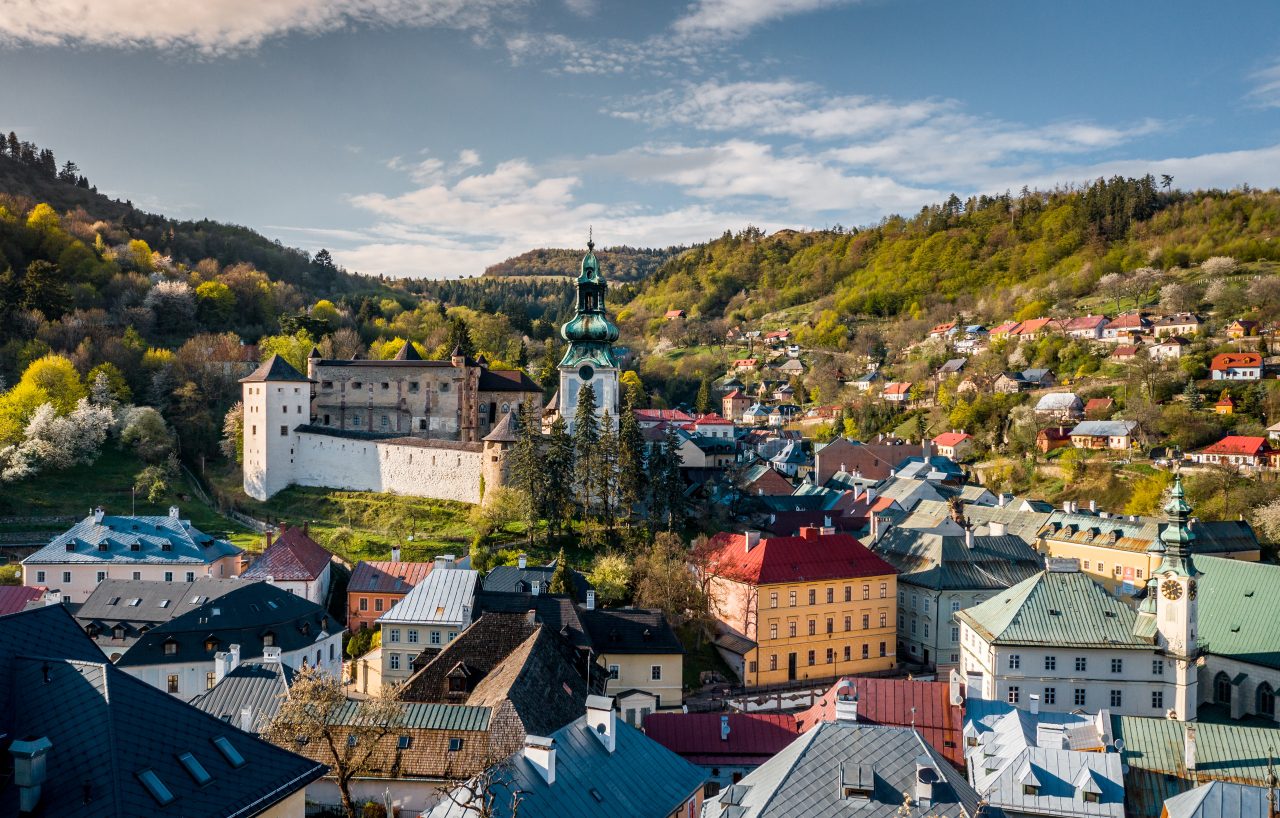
top-left (2, 0), bottom-right (1280, 279)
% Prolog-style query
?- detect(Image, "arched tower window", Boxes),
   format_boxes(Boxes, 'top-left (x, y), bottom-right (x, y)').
top-left (1213, 671), bottom-right (1232, 704)
top-left (1257, 682), bottom-right (1275, 716)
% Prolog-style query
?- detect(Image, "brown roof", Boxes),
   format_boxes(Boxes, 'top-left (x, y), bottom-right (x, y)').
top-left (242, 526), bottom-right (333, 582)
top-left (348, 561), bottom-right (434, 594)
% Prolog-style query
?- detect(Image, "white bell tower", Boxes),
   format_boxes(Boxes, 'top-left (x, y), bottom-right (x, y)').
top-left (1151, 476), bottom-right (1199, 721)
top-left (240, 355), bottom-right (312, 501)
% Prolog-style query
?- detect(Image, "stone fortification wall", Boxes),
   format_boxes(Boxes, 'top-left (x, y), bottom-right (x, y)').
top-left (290, 431), bottom-right (483, 504)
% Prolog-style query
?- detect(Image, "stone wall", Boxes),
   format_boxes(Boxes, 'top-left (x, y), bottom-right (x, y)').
top-left (291, 432), bottom-right (484, 504)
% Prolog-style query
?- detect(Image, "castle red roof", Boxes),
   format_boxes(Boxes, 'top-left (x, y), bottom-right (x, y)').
top-left (635, 409), bottom-right (696, 423)
top-left (704, 530), bottom-right (897, 585)
top-left (1198, 436), bottom-right (1269, 457)
top-left (242, 525), bottom-right (333, 582)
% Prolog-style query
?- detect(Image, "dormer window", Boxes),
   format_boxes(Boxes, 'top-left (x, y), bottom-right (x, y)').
top-left (161, 542), bottom-right (172, 552)
top-left (130, 542), bottom-right (141, 551)
top-left (113, 626), bottom-right (125, 639)
top-left (263, 632), bottom-right (276, 647)
top-left (164, 640), bottom-right (179, 656)
top-left (204, 638), bottom-right (218, 652)
top-left (1083, 791), bottom-right (1099, 804)
top-left (98, 542), bottom-right (109, 551)
top-left (448, 676), bottom-right (467, 693)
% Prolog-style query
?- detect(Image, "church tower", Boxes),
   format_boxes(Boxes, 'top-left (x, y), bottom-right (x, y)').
top-left (1149, 476), bottom-right (1200, 721)
top-left (559, 236), bottom-right (620, 432)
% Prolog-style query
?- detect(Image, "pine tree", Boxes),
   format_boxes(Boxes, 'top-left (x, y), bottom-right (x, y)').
top-left (447, 317), bottom-right (475, 357)
top-left (1183, 379), bottom-right (1203, 410)
top-left (662, 424), bottom-right (688, 531)
top-left (695, 376), bottom-right (712, 415)
top-left (547, 547), bottom-right (572, 596)
top-left (515, 340), bottom-right (528, 369)
top-left (543, 417), bottom-right (575, 538)
top-left (509, 400), bottom-right (544, 545)
top-left (617, 408), bottom-right (647, 522)
top-left (597, 410), bottom-right (619, 533)
top-left (573, 383), bottom-right (601, 525)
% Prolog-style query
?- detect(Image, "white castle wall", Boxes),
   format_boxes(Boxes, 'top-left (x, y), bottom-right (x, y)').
top-left (289, 432), bottom-right (484, 504)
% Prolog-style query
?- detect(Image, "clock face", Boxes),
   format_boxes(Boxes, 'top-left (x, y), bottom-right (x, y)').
top-left (1161, 579), bottom-right (1183, 601)
top-left (578, 365), bottom-right (595, 382)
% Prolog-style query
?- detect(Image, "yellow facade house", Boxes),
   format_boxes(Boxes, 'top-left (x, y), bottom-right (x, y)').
top-left (1037, 504), bottom-right (1260, 592)
top-left (702, 527), bottom-right (898, 687)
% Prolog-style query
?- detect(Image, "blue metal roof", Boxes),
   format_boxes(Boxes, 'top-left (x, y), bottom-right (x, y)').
top-left (23, 512), bottom-right (243, 566)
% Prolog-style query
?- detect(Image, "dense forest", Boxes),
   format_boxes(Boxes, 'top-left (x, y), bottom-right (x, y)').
top-left (483, 245), bottom-right (683, 282)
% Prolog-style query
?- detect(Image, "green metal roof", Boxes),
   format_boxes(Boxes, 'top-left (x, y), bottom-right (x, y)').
top-left (956, 566), bottom-right (1151, 649)
top-left (1195, 556), bottom-right (1280, 669)
top-left (330, 701), bottom-right (491, 732)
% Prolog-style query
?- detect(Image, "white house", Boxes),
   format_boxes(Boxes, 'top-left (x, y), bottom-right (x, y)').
top-left (1210, 352), bottom-right (1263, 381)
top-left (378, 560), bottom-right (478, 685)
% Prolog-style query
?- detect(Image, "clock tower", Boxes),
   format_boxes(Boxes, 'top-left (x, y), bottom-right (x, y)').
top-left (1150, 476), bottom-right (1200, 721)
top-left (559, 237), bottom-right (620, 433)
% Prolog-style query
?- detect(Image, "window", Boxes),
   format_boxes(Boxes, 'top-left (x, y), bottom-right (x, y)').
top-left (398, 735), bottom-right (413, 750)
top-left (788, 622), bottom-right (797, 638)
top-left (910, 619), bottom-right (917, 635)
top-left (432, 630), bottom-right (444, 644)
top-left (164, 641), bottom-right (178, 656)
top-left (879, 613), bottom-right (887, 628)
top-left (923, 622), bottom-right (930, 637)
top-left (1008, 686), bottom-right (1020, 704)
top-left (186, 572), bottom-right (194, 583)
top-left (381, 382), bottom-right (389, 390)
top-left (280, 425), bottom-right (288, 436)
top-left (862, 644), bottom-right (869, 659)
top-left (1045, 656), bottom-right (1057, 671)
top-left (178, 752), bottom-right (212, 785)
top-left (407, 629), bottom-right (419, 644)
top-left (448, 738), bottom-right (463, 752)
top-left (844, 646), bottom-right (851, 661)
top-left (808, 620), bottom-right (816, 636)
top-left (133, 571), bottom-right (141, 580)
top-left (748, 660), bottom-right (758, 674)
top-left (651, 665), bottom-right (662, 681)
top-left (769, 655), bottom-right (777, 671)
top-left (389, 653), bottom-right (401, 670)
top-left (1111, 658), bottom-right (1123, 674)
top-left (1074, 688), bottom-right (1087, 707)
top-left (1023, 784), bottom-right (1039, 796)
top-left (1075, 657), bottom-right (1087, 672)
top-left (388, 628), bottom-right (401, 643)
top-left (1136, 569), bottom-right (1143, 579)
top-left (164, 571), bottom-right (173, 582)
top-left (879, 642), bottom-right (887, 657)
top-left (1152, 659), bottom-right (1164, 676)
top-left (808, 589), bottom-right (816, 605)
top-left (898, 614), bottom-right (905, 629)
top-left (789, 591), bottom-right (797, 607)
top-left (863, 585), bottom-right (870, 600)
top-left (769, 623), bottom-right (778, 640)
top-left (206, 671), bottom-right (216, 690)
top-left (1008, 655), bottom-right (1021, 670)
top-left (1152, 690), bottom-right (1166, 710)
top-left (826, 619), bottom-right (834, 634)
top-left (1259, 683), bottom-right (1276, 716)
top-left (353, 381), bottom-right (363, 389)
top-left (359, 597), bottom-right (368, 611)
top-left (375, 598), bottom-right (384, 612)
top-left (263, 632), bottom-right (275, 647)
top-left (770, 592), bottom-right (778, 608)
top-left (845, 586), bottom-right (852, 602)
top-left (1110, 690), bottom-right (1123, 708)
top-left (950, 600), bottom-right (961, 614)
top-left (951, 626), bottom-right (960, 643)
top-left (137, 769), bottom-right (176, 805)
top-left (826, 648), bottom-right (834, 664)
top-left (807, 650), bottom-right (815, 666)
top-left (844, 616), bottom-right (851, 631)
top-left (880, 582), bottom-right (888, 598)
top-left (63, 571), bottom-right (72, 583)
top-left (826, 588), bottom-right (834, 604)
top-left (167, 675), bottom-right (179, 693)
top-left (1044, 687), bottom-right (1056, 705)
top-left (36, 571), bottom-right (45, 583)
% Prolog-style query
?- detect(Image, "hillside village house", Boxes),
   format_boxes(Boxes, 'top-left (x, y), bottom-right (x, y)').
top-left (1210, 351), bottom-right (1263, 380)
top-left (346, 555), bottom-right (434, 631)
top-left (1036, 425), bottom-right (1073, 453)
top-left (239, 523), bottom-right (333, 605)
top-left (21, 508), bottom-right (244, 603)
top-left (1190, 435), bottom-right (1270, 469)
top-left (1013, 316), bottom-right (1053, 339)
top-left (1214, 392), bottom-right (1236, 415)
top-left (722, 388), bottom-right (751, 420)
top-left (376, 561), bottom-right (478, 688)
top-left (1111, 344), bottom-right (1140, 361)
top-left (1102, 312), bottom-right (1151, 341)
top-left (929, 320), bottom-right (958, 338)
top-left (882, 381), bottom-right (912, 404)
top-left (733, 358), bottom-right (758, 372)
top-left (702, 527), bottom-right (899, 687)
top-left (1069, 419), bottom-right (1138, 450)
top-left (1228, 319), bottom-right (1260, 339)
top-left (1084, 397), bottom-right (1115, 418)
top-left (935, 357), bottom-right (966, 380)
top-left (1034, 392), bottom-right (1084, 421)
top-left (1153, 313), bottom-right (1203, 337)
top-left (1150, 335), bottom-right (1188, 361)
top-left (989, 320), bottom-right (1021, 340)
top-left (994, 368), bottom-right (1055, 393)
top-left (582, 606), bottom-right (684, 712)
top-left (932, 431), bottom-right (973, 460)
top-left (75, 577), bottom-right (342, 700)
top-left (1064, 314), bottom-right (1110, 339)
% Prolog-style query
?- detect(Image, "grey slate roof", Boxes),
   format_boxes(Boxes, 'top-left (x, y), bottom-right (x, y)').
top-left (430, 713), bottom-right (706, 818)
top-left (901, 499), bottom-right (1052, 544)
top-left (190, 659), bottom-right (294, 733)
top-left (0, 605), bottom-right (325, 817)
top-left (76, 577), bottom-right (245, 650)
top-left (473, 590), bottom-right (593, 650)
top-left (702, 721), bottom-right (992, 818)
top-left (1069, 420), bottom-right (1138, 438)
top-left (239, 353), bottom-right (313, 382)
top-left (23, 511), bottom-right (243, 566)
top-left (872, 527), bottom-right (1043, 591)
top-left (580, 607), bottom-right (683, 655)
top-left (956, 565), bottom-right (1150, 649)
top-left (482, 563), bottom-right (593, 602)
top-left (379, 566), bottom-right (478, 626)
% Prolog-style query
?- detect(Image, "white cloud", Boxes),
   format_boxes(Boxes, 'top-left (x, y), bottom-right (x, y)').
top-left (1246, 60), bottom-right (1280, 108)
top-left (0, 0), bottom-right (526, 54)
top-left (672, 0), bottom-right (855, 39)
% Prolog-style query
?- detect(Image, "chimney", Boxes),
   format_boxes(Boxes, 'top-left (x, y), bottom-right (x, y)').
top-left (44, 590), bottom-right (62, 607)
top-left (923, 437), bottom-right (930, 458)
top-left (586, 590), bottom-right (596, 611)
top-left (262, 646), bottom-right (282, 663)
top-left (990, 521), bottom-right (1006, 537)
top-left (1184, 724), bottom-right (1197, 771)
top-left (865, 486), bottom-right (875, 505)
top-left (744, 531), bottom-right (762, 552)
top-left (890, 468), bottom-right (897, 478)
top-left (1063, 500), bottom-right (1072, 513)
top-left (523, 736), bottom-right (556, 785)
top-left (461, 604), bottom-right (473, 623)
top-left (265, 530), bottom-right (274, 549)
top-left (230, 643), bottom-right (241, 670)
top-left (915, 758), bottom-right (937, 809)
top-left (391, 546), bottom-right (401, 563)
top-left (525, 609), bottom-right (537, 626)
top-left (239, 706), bottom-right (254, 733)
top-left (964, 528), bottom-right (974, 549)
top-left (518, 553), bottom-right (528, 569)
top-left (434, 555), bottom-right (451, 570)
top-left (585, 695), bottom-right (617, 754)
top-left (531, 580), bottom-right (541, 596)
top-left (1089, 499), bottom-right (1098, 513)
top-left (824, 515), bottom-right (833, 528)
top-left (169, 505), bottom-right (180, 520)
top-left (93, 507), bottom-right (105, 524)
top-left (800, 526), bottom-right (821, 541)
top-left (835, 682), bottom-right (858, 722)
top-left (997, 493), bottom-right (1007, 508)
top-left (1030, 693), bottom-right (1041, 715)
top-left (10, 736), bottom-right (52, 813)
top-left (840, 462), bottom-right (847, 474)
top-left (720, 714), bottom-right (731, 741)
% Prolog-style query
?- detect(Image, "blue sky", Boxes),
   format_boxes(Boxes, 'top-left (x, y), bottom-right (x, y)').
top-left (2, 0), bottom-right (1280, 278)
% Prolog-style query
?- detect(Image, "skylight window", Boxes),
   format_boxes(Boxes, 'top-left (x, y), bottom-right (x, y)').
top-left (267, 600), bottom-right (278, 609)
top-left (108, 597), bottom-right (120, 606)
top-left (129, 598), bottom-right (142, 606)
top-left (398, 736), bottom-right (413, 750)
top-left (158, 599), bottom-right (170, 608)
top-left (137, 769), bottom-right (175, 805)
top-left (189, 595), bottom-right (203, 604)
top-left (177, 752), bottom-right (213, 785)
top-left (212, 736), bottom-right (246, 768)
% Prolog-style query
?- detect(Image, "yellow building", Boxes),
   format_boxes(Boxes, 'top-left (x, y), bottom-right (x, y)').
top-left (703, 527), bottom-right (898, 687)
top-left (582, 607), bottom-right (684, 709)
top-left (1037, 506), bottom-right (1260, 591)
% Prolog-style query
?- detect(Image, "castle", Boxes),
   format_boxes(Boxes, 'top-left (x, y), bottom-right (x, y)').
top-left (241, 240), bottom-right (620, 504)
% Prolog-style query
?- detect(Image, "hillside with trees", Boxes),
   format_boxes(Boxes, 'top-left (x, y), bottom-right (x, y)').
top-left (484, 245), bottom-right (684, 282)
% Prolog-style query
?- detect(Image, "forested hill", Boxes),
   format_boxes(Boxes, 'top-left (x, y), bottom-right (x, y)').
top-left (0, 134), bottom-right (366, 297)
top-left (484, 245), bottom-right (685, 282)
top-left (616, 178), bottom-right (1280, 336)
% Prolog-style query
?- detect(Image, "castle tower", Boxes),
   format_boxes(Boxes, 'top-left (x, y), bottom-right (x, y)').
top-left (559, 237), bottom-right (620, 433)
top-left (481, 410), bottom-right (520, 500)
top-left (1148, 476), bottom-right (1200, 720)
top-left (240, 355), bottom-right (313, 501)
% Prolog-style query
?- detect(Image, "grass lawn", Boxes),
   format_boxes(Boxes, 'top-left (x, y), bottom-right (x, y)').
top-left (0, 447), bottom-right (258, 550)
top-left (678, 624), bottom-right (734, 689)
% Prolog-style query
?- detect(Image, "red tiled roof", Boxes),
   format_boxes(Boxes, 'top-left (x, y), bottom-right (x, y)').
top-left (644, 712), bottom-right (799, 760)
top-left (635, 409), bottom-right (696, 422)
top-left (929, 321), bottom-right (957, 334)
top-left (348, 560), bottom-right (434, 594)
top-left (704, 530), bottom-right (897, 585)
top-left (1065, 315), bottom-right (1107, 330)
top-left (1211, 352), bottom-right (1262, 370)
top-left (1112, 345), bottom-right (1139, 357)
top-left (1015, 317), bottom-right (1051, 334)
top-left (1108, 312), bottom-right (1149, 329)
top-left (883, 382), bottom-right (911, 395)
top-left (242, 526), bottom-right (333, 582)
top-left (723, 389), bottom-right (742, 399)
top-left (989, 321), bottom-right (1021, 335)
top-left (733, 359), bottom-right (758, 366)
top-left (764, 330), bottom-right (790, 339)
top-left (664, 309), bottom-right (685, 318)
top-left (1199, 436), bottom-right (1269, 456)
top-left (0, 585), bottom-right (45, 616)
top-left (932, 432), bottom-right (971, 447)
top-left (1084, 398), bottom-right (1114, 413)
top-left (695, 413), bottom-right (734, 425)
top-left (795, 677), bottom-right (965, 767)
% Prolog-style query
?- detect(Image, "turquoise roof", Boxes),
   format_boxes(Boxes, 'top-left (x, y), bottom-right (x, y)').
top-left (1195, 556), bottom-right (1280, 669)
